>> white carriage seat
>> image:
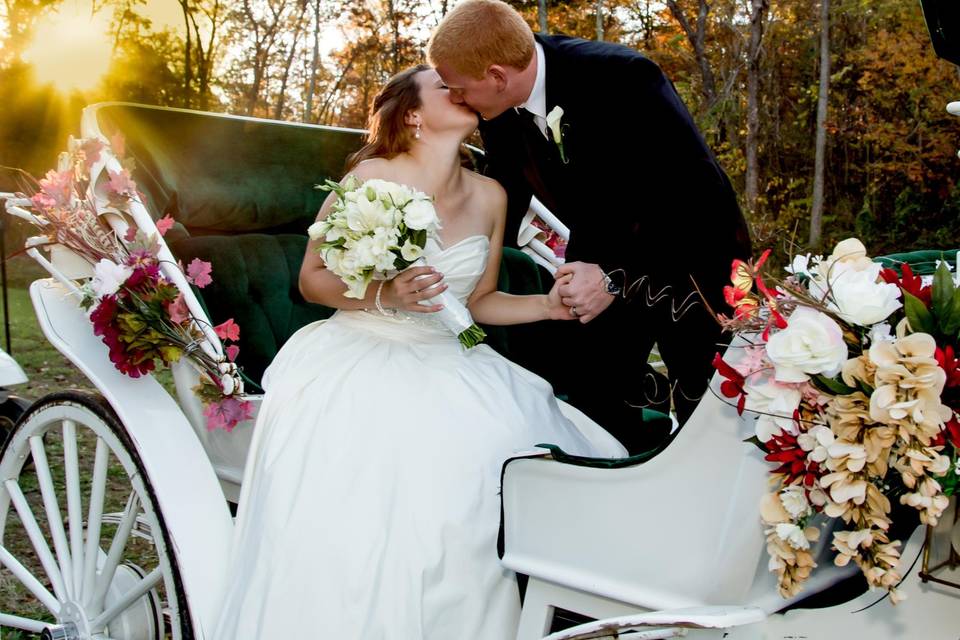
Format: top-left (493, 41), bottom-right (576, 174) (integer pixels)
top-left (500, 336), bottom-right (859, 616)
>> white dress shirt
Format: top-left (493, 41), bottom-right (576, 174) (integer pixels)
top-left (517, 41), bottom-right (548, 138)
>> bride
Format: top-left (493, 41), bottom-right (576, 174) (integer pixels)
top-left (212, 64), bottom-right (625, 639)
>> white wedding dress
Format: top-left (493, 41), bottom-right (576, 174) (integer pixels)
top-left (212, 233), bottom-right (625, 639)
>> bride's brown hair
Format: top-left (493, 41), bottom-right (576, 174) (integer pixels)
top-left (345, 64), bottom-right (432, 171)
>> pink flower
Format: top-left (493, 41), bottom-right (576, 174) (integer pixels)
top-left (123, 226), bottom-right (138, 242)
top-left (166, 293), bottom-right (190, 324)
top-left (203, 397), bottom-right (254, 432)
top-left (187, 258), bottom-right (213, 288)
top-left (226, 345), bottom-right (240, 361)
top-left (80, 139), bottom-right (103, 170)
top-left (155, 215), bottom-right (175, 236)
top-left (33, 169), bottom-right (73, 210)
top-left (214, 318), bottom-right (240, 342)
top-left (107, 169), bottom-right (138, 199)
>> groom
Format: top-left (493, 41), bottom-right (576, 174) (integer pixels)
top-left (429, 0), bottom-right (751, 453)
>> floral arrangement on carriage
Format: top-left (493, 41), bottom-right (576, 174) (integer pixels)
top-left (2, 135), bottom-right (253, 431)
top-left (713, 238), bottom-right (960, 604)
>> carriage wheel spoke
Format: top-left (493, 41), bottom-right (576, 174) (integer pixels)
top-left (91, 492), bottom-right (140, 611)
top-left (0, 543), bottom-right (61, 614)
top-left (63, 419), bottom-right (85, 598)
top-left (0, 611), bottom-right (50, 632)
top-left (5, 479), bottom-right (68, 601)
top-left (90, 565), bottom-right (162, 631)
top-left (29, 434), bottom-right (75, 599)
top-left (82, 436), bottom-right (109, 604)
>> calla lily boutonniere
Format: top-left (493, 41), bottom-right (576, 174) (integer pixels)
top-left (546, 105), bottom-right (569, 164)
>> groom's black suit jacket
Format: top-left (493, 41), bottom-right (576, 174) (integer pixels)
top-left (479, 34), bottom-right (752, 298)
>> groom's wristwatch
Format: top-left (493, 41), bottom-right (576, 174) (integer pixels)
top-left (601, 269), bottom-right (623, 297)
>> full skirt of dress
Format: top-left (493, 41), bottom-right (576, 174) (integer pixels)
top-left (212, 306), bottom-right (624, 640)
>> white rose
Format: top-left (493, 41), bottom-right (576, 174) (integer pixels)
top-left (766, 307), bottom-right (848, 382)
top-left (91, 259), bottom-right (133, 298)
top-left (827, 262), bottom-right (902, 326)
top-left (744, 381), bottom-right (802, 441)
top-left (400, 239), bottom-right (424, 262)
top-left (779, 486), bottom-right (812, 520)
top-left (402, 198), bottom-right (439, 231)
top-left (775, 523), bottom-right (811, 550)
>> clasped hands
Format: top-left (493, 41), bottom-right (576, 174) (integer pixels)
top-left (549, 261), bottom-right (615, 324)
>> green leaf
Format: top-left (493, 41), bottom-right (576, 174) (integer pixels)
top-left (944, 288), bottom-right (960, 338)
top-left (811, 373), bottom-right (857, 396)
top-left (902, 290), bottom-right (936, 335)
top-left (933, 261), bottom-right (956, 333)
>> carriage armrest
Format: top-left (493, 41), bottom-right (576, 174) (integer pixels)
top-left (542, 605), bottom-right (766, 640)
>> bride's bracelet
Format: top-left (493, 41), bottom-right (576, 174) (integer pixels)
top-left (375, 280), bottom-right (398, 317)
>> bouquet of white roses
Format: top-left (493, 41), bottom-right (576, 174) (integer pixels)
top-left (309, 176), bottom-right (486, 349)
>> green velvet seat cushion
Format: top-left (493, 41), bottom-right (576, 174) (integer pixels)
top-left (95, 104), bottom-right (364, 234)
top-left (875, 248), bottom-right (958, 275)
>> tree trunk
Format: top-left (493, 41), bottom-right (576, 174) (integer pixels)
top-left (810, 0), bottom-right (831, 249)
top-left (595, 0), bottom-right (603, 41)
top-left (745, 0), bottom-right (768, 218)
top-left (538, 0), bottom-right (548, 34)
top-left (305, 0), bottom-right (321, 121)
top-left (664, 0), bottom-right (717, 108)
top-left (179, 0), bottom-right (193, 107)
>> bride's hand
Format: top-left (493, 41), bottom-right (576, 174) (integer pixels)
top-left (547, 274), bottom-right (576, 321)
top-left (383, 266), bottom-right (447, 313)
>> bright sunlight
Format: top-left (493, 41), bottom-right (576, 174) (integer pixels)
top-left (22, 2), bottom-right (113, 93)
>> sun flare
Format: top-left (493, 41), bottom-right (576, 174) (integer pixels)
top-left (23, 4), bottom-right (113, 93)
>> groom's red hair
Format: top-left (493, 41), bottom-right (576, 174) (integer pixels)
top-left (428, 0), bottom-right (535, 79)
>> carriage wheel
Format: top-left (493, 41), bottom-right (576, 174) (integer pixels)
top-left (0, 391), bottom-right (190, 639)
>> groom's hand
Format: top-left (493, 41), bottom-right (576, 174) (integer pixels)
top-left (554, 262), bottom-right (615, 324)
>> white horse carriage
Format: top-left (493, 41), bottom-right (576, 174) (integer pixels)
top-left (1, 6), bottom-right (960, 637)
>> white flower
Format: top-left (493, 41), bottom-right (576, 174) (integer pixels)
top-left (400, 239), bottom-right (424, 262)
top-left (744, 381), bottom-right (803, 441)
top-left (775, 523), bottom-right (811, 550)
top-left (826, 262), bottom-right (902, 326)
top-left (365, 179), bottom-right (414, 208)
top-left (546, 105), bottom-right (564, 144)
top-left (321, 247), bottom-right (343, 271)
top-left (766, 307), bottom-right (848, 383)
top-left (347, 195), bottom-right (393, 233)
top-left (91, 259), bottom-right (133, 298)
top-left (402, 198), bottom-right (439, 231)
top-left (785, 253), bottom-right (814, 278)
top-left (780, 486), bottom-right (812, 519)
top-left (351, 235), bottom-right (380, 268)
top-left (798, 425), bottom-right (834, 463)
top-left (868, 322), bottom-right (894, 345)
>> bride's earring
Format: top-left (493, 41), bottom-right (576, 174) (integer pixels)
top-left (415, 121), bottom-right (422, 139)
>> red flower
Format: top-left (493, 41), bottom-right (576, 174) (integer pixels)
top-left (935, 346), bottom-right (960, 388)
top-left (880, 264), bottom-right (931, 306)
top-left (713, 352), bottom-right (747, 414)
top-left (214, 318), bottom-right (240, 342)
top-left (765, 430), bottom-right (821, 487)
top-left (933, 416), bottom-right (960, 449)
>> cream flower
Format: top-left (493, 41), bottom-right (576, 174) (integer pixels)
top-left (765, 307), bottom-right (848, 382)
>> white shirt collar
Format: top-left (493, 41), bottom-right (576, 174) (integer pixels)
top-left (518, 41), bottom-right (547, 122)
